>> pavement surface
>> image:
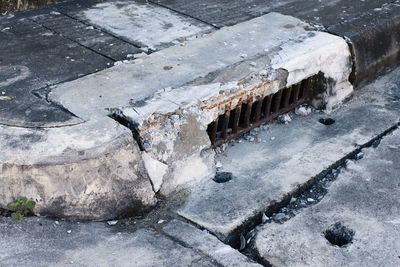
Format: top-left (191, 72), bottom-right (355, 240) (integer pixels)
top-left (1, 1), bottom-right (400, 266)
top-left (254, 124), bottom-right (400, 267)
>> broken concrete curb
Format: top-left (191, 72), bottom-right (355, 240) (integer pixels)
top-left (1, 11), bottom-right (356, 219)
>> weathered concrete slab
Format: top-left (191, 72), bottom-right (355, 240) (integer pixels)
top-left (0, 119), bottom-right (156, 220)
top-left (177, 67), bottom-right (400, 242)
top-left (153, 0), bottom-right (391, 28)
top-left (0, 217), bottom-right (217, 266)
top-left (162, 220), bottom-right (261, 267)
top-left (154, 0), bottom-right (400, 87)
top-left (49, 12), bottom-right (351, 196)
top-left (327, 1), bottom-right (400, 86)
top-left (30, 11), bottom-right (143, 61)
top-left (254, 126), bottom-right (400, 267)
top-left (0, 15), bottom-right (110, 127)
top-left (66, 0), bottom-right (214, 51)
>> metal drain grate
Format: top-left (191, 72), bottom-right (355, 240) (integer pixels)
top-left (207, 74), bottom-right (322, 146)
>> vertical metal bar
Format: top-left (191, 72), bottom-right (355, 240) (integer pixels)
top-left (232, 108), bottom-right (241, 134)
top-left (243, 102), bottom-right (252, 128)
top-left (272, 90), bottom-right (283, 113)
top-left (264, 95), bottom-right (272, 120)
top-left (283, 87), bottom-right (292, 108)
top-left (207, 120), bottom-right (218, 145)
top-left (292, 84), bottom-right (300, 103)
top-left (221, 113), bottom-right (229, 139)
top-left (253, 100), bottom-right (262, 123)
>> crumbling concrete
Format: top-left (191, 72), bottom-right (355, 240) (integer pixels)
top-left (253, 126), bottom-right (400, 267)
top-left (176, 66), bottom-right (400, 242)
top-left (1, 12), bottom-right (353, 218)
top-left (0, 120), bottom-right (156, 220)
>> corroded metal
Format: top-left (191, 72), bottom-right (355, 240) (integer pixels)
top-left (208, 75), bottom-right (321, 146)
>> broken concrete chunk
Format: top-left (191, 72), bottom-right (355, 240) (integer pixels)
top-left (141, 152), bottom-right (168, 193)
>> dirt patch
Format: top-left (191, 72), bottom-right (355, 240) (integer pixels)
top-left (0, 0), bottom-right (65, 14)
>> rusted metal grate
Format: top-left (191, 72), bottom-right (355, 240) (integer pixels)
top-left (207, 75), bottom-right (322, 146)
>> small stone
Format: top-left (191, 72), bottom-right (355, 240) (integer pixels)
top-left (278, 114), bottom-right (292, 124)
top-left (215, 161), bottom-right (223, 169)
top-left (249, 62), bottom-right (257, 67)
top-left (107, 220), bottom-right (118, 226)
top-left (307, 198), bottom-right (315, 202)
top-left (55, 221), bottom-right (59, 225)
top-left (270, 137), bottom-right (276, 141)
top-left (163, 65), bottom-right (173, 70)
top-left (262, 213), bottom-right (269, 224)
top-left (158, 220), bottom-right (166, 224)
top-left (295, 105), bottom-right (312, 116)
top-left (272, 213), bottom-right (287, 223)
top-left (67, 230), bottom-right (72, 234)
top-left (355, 152), bottom-right (364, 160)
top-left (259, 69), bottom-right (268, 76)
top-left (244, 134), bottom-right (255, 142)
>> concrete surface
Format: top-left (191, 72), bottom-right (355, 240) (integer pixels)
top-left (1, 0), bottom-right (400, 220)
top-left (253, 125), bottom-right (400, 267)
top-left (155, 0), bottom-right (400, 86)
top-left (1, 10), bottom-right (353, 218)
top-left (0, 217), bottom-right (220, 266)
top-left (162, 220), bottom-right (261, 267)
top-left (177, 66), bottom-right (400, 242)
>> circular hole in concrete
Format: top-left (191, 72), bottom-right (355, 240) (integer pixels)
top-left (213, 172), bottom-right (233, 183)
top-left (324, 222), bottom-right (354, 247)
top-left (319, 118), bottom-right (336, 126)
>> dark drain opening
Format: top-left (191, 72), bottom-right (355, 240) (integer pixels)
top-left (207, 74), bottom-right (324, 146)
top-left (324, 222), bottom-right (354, 247)
top-left (319, 118), bottom-right (336, 126)
top-left (213, 172), bottom-right (233, 183)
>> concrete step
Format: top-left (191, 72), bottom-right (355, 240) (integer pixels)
top-left (253, 114), bottom-right (400, 267)
top-left (176, 67), bottom-right (400, 245)
top-left (1, 0), bottom-right (400, 221)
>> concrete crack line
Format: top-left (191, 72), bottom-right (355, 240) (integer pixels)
top-left (27, 16), bottom-right (117, 62)
top-left (237, 122), bottom-right (400, 262)
top-left (55, 10), bottom-right (145, 52)
top-left (148, 0), bottom-right (219, 30)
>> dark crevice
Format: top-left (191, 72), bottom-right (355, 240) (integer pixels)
top-left (55, 10), bottom-right (146, 52)
top-left (28, 16), bottom-right (117, 62)
top-left (215, 122), bottom-right (400, 264)
top-left (148, 0), bottom-right (220, 30)
top-left (107, 110), bottom-right (145, 151)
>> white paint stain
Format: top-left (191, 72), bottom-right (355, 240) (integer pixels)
top-left (83, 1), bottom-right (211, 50)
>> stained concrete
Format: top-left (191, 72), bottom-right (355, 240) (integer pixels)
top-left (254, 124), bottom-right (400, 267)
top-left (177, 67), bottom-right (400, 242)
top-left (0, 217), bottom-right (218, 266)
top-left (154, 0), bottom-right (400, 87)
top-left (162, 220), bottom-right (261, 267)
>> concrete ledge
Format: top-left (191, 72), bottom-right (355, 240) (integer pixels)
top-left (1, 12), bottom-right (353, 219)
top-left (328, 1), bottom-right (400, 87)
top-left (0, 119), bottom-right (156, 220)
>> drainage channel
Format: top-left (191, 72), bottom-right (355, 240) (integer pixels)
top-left (219, 123), bottom-right (400, 266)
top-left (207, 73), bottom-right (324, 146)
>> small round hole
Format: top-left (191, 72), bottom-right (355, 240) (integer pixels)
top-left (324, 222), bottom-right (354, 247)
top-left (319, 118), bottom-right (336, 125)
top-left (213, 172), bottom-right (233, 183)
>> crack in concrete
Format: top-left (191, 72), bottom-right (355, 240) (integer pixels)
top-left (234, 122), bottom-right (400, 266)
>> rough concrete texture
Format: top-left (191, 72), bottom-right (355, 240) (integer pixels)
top-left (0, 217), bottom-right (218, 266)
top-left (254, 127), bottom-right (400, 267)
top-left (79, 0), bottom-right (213, 51)
top-left (154, 0), bottom-right (400, 88)
top-left (0, 120), bottom-right (156, 220)
top-left (177, 67), bottom-right (400, 242)
top-left (48, 12), bottom-right (351, 197)
top-left (162, 220), bottom-right (261, 267)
